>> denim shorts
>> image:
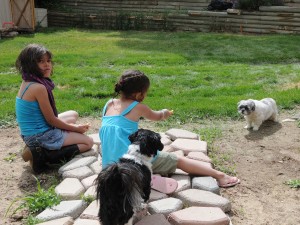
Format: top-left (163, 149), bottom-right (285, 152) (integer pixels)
top-left (22, 128), bottom-right (67, 150)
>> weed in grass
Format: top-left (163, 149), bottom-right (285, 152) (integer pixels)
top-left (197, 126), bottom-right (237, 176)
top-left (5, 176), bottom-right (61, 217)
top-left (214, 163), bottom-right (237, 176)
top-left (284, 179), bottom-right (300, 188)
top-left (81, 194), bottom-right (95, 204)
top-left (0, 116), bottom-right (17, 129)
top-left (197, 126), bottom-right (222, 146)
top-left (23, 214), bottom-right (44, 225)
top-left (3, 153), bottom-right (17, 163)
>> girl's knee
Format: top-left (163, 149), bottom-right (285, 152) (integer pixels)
top-left (67, 110), bottom-right (79, 121)
top-left (70, 110), bottom-right (79, 118)
top-left (58, 110), bottom-right (79, 124)
top-left (87, 136), bottom-right (94, 148)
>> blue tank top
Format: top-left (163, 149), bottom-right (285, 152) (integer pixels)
top-left (99, 100), bottom-right (139, 167)
top-left (16, 82), bottom-right (51, 136)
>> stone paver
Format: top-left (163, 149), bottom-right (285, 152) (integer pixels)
top-left (172, 150), bottom-right (184, 158)
top-left (148, 197), bottom-right (183, 217)
top-left (55, 178), bottom-right (85, 200)
top-left (36, 216), bottom-right (74, 225)
top-left (84, 185), bottom-right (97, 198)
top-left (59, 156), bottom-right (97, 175)
top-left (170, 139), bottom-right (207, 155)
top-left (175, 189), bottom-right (231, 212)
top-left (36, 200), bottom-right (87, 222)
top-left (173, 168), bottom-right (188, 175)
top-left (149, 189), bottom-right (168, 202)
top-left (170, 174), bottom-right (191, 193)
top-left (166, 128), bottom-right (199, 140)
top-left (168, 207), bottom-right (230, 225)
top-left (136, 214), bottom-right (171, 225)
top-left (80, 200), bottom-right (99, 220)
top-left (160, 132), bottom-right (171, 139)
top-left (62, 166), bottom-right (94, 180)
top-left (81, 174), bottom-right (98, 189)
top-left (89, 161), bottom-right (102, 174)
top-left (161, 136), bottom-right (172, 145)
top-left (162, 145), bottom-right (175, 152)
top-left (74, 219), bottom-right (101, 225)
top-left (192, 176), bottom-right (220, 194)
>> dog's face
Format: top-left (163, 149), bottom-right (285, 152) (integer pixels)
top-left (128, 129), bottom-right (163, 157)
top-left (237, 100), bottom-right (256, 115)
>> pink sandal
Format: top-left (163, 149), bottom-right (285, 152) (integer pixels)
top-left (218, 177), bottom-right (240, 188)
top-left (151, 175), bottom-right (178, 194)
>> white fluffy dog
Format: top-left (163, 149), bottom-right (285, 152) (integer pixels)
top-left (237, 98), bottom-right (279, 131)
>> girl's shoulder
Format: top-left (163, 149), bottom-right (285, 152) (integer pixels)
top-left (134, 102), bottom-right (151, 111)
top-left (24, 82), bottom-right (47, 96)
top-left (29, 82), bottom-right (46, 90)
top-left (19, 82), bottom-right (45, 94)
top-left (18, 82), bottom-right (47, 101)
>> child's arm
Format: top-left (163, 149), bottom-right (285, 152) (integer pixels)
top-left (137, 104), bottom-right (173, 121)
top-left (35, 85), bottom-right (89, 133)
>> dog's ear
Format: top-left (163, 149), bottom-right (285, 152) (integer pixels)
top-left (128, 129), bottom-right (141, 143)
top-left (146, 133), bottom-right (163, 155)
top-left (153, 133), bottom-right (164, 151)
top-left (138, 131), bottom-right (163, 156)
top-left (250, 101), bottom-right (256, 111)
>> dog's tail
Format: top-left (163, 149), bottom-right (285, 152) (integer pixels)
top-left (96, 162), bottom-right (144, 225)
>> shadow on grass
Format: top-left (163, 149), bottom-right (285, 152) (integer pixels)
top-left (34, 27), bottom-right (300, 65)
top-left (115, 31), bottom-right (300, 65)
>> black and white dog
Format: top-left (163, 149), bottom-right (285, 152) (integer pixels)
top-left (96, 129), bottom-right (164, 225)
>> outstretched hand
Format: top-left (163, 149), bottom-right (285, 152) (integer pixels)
top-left (161, 109), bottom-right (174, 120)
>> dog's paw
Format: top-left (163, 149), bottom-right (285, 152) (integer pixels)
top-left (252, 126), bottom-right (259, 131)
top-left (244, 125), bottom-right (251, 129)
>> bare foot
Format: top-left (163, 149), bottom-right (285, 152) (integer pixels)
top-left (217, 175), bottom-right (240, 188)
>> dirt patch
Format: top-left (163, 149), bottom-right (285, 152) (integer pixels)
top-left (216, 112), bottom-right (300, 225)
top-left (0, 113), bottom-right (299, 225)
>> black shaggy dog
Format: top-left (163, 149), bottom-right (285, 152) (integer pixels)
top-left (96, 129), bottom-right (164, 225)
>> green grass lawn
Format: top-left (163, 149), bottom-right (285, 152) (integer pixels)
top-left (1, 28), bottom-right (300, 127)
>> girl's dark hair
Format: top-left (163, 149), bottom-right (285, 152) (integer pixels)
top-left (115, 70), bottom-right (150, 97)
top-left (16, 44), bottom-right (53, 78)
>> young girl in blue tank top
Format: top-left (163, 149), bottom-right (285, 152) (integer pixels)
top-left (100, 70), bottom-right (240, 188)
top-left (16, 44), bottom-right (93, 173)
